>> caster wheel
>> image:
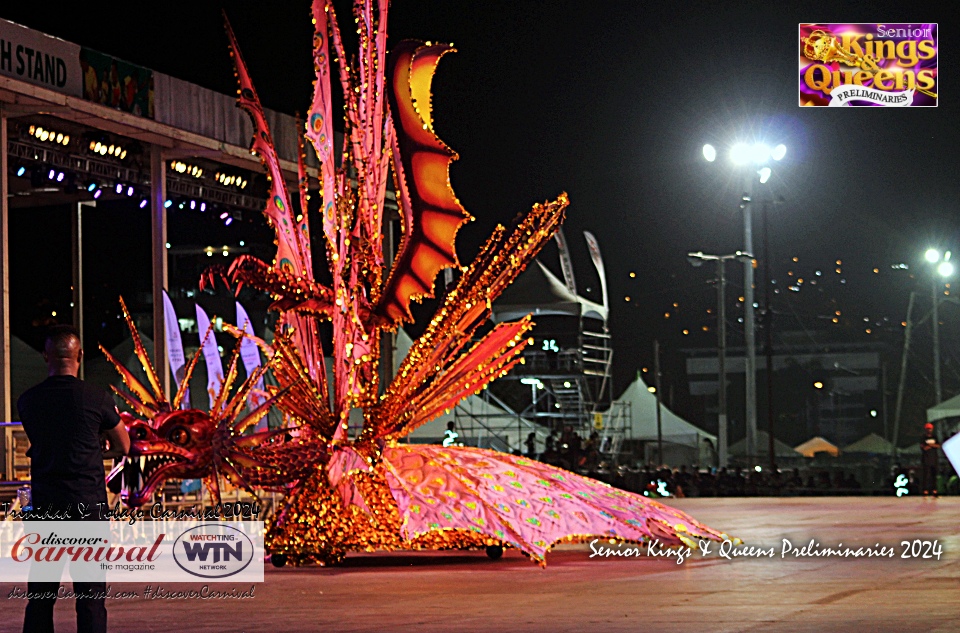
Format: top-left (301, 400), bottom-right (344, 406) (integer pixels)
top-left (485, 545), bottom-right (504, 560)
top-left (270, 554), bottom-right (288, 568)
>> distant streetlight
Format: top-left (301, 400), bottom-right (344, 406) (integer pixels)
top-left (701, 139), bottom-right (786, 465)
top-left (687, 250), bottom-right (753, 468)
top-left (813, 381), bottom-right (824, 390)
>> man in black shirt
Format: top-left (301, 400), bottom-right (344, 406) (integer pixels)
top-left (921, 422), bottom-right (940, 497)
top-left (17, 325), bottom-right (130, 633)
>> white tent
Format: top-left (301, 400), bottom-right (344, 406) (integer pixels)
top-left (927, 393), bottom-right (960, 423)
top-left (730, 430), bottom-right (797, 458)
top-left (843, 433), bottom-right (894, 454)
top-left (614, 376), bottom-right (715, 446)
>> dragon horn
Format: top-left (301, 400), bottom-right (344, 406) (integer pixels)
top-left (100, 343), bottom-right (161, 417)
top-left (208, 325), bottom-right (242, 418)
top-left (118, 297), bottom-right (167, 407)
top-left (231, 378), bottom-right (299, 435)
top-left (171, 329), bottom-right (207, 411)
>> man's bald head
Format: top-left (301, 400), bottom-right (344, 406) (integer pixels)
top-left (43, 325), bottom-right (83, 376)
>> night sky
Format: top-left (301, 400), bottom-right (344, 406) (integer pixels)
top-left (3, 2), bottom-right (958, 429)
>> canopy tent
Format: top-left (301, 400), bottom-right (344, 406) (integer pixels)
top-left (729, 430), bottom-right (797, 458)
top-left (614, 376), bottom-right (715, 446)
top-left (493, 260), bottom-right (607, 323)
top-left (794, 436), bottom-right (840, 458)
top-left (843, 433), bottom-right (894, 454)
top-left (927, 393), bottom-right (960, 423)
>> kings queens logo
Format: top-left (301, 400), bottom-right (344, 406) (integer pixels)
top-left (799, 24), bottom-right (937, 106)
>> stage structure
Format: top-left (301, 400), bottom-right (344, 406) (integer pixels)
top-left (469, 231), bottom-right (621, 450)
top-left (104, 0), bottom-right (730, 567)
top-left (0, 15), bottom-right (333, 420)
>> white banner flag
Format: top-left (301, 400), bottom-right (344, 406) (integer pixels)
top-left (236, 302), bottom-right (266, 425)
top-left (583, 231), bottom-right (608, 313)
top-left (195, 305), bottom-right (224, 403)
top-left (162, 290), bottom-right (189, 408)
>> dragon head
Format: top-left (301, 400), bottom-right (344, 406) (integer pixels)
top-left (120, 409), bottom-right (219, 506)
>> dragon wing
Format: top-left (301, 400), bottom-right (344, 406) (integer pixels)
top-left (376, 41), bottom-right (473, 326)
top-left (224, 15), bottom-right (313, 279)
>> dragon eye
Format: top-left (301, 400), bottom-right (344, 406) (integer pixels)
top-left (170, 427), bottom-right (190, 446)
top-left (132, 427), bottom-right (148, 440)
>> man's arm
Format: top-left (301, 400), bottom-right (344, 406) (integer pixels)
top-left (103, 419), bottom-right (131, 457)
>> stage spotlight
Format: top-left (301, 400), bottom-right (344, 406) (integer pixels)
top-left (219, 212), bottom-right (229, 220)
top-left (139, 198), bottom-right (149, 209)
top-left (56, 172), bottom-right (65, 182)
top-left (200, 202), bottom-right (207, 212)
top-left (126, 186), bottom-right (135, 197)
top-left (47, 168), bottom-right (56, 180)
top-left (164, 199), bottom-right (173, 208)
top-left (16, 166), bottom-right (26, 177)
top-left (93, 189), bottom-right (102, 199)
top-left (224, 217), bottom-right (234, 226)
top-left (189, 200), bottom-right (196, 210)
top-left (85, 180), bottom-right (98, 192)
top-left (115, 183), bottom-right (123, 194)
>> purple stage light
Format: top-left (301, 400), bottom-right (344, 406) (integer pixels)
top-left (190, 200), bottom-right (196, 210)
top-left (47, 169), bottom-right (55, 180)
top-left (139, 199), bottom-right (149, 209)
top-left (115, 183), bottom-right (123, 194)
top-left (93, 189), bottom-right (102, 199)
top-left (56, 172), bottom-right (64, 182)
top-left (225, 217), bottom-right (233, 226)
top-left (200, 202), bottom-right (206, 212)
top-left (126, 186), bottom-right (134, 197)
top-left (219, 212), bottom-right (229, 220)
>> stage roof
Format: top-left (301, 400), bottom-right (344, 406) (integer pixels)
top-left (493, 260), bottom-right (607, 323)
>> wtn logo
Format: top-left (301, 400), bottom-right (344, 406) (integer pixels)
top-left (173, 524), bottom-right (257, 579)
top-left (181, 541), bottom-right (243, 563)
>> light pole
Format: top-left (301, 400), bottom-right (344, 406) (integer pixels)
top-left (924, 248), bottom-right (953, 409)
top-left (688, 250), bottom-right (753, 468)
top-left (703, 141), bottom-right (786, 465)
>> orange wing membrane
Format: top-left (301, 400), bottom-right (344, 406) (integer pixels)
top-left (378, 41), bottom-right (473, 326)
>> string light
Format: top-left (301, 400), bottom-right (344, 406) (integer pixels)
top-left (28, 125), bottom-right (70, 146)
top-left (170, 160), bottom-right (203, 177)
top-left (88, 140), bottom-right (127, 159)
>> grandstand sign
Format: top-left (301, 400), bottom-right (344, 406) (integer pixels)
top-left (0, 18), bottom-right (82, 96)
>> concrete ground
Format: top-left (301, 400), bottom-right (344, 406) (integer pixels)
top-left (1, 497), bottom-right (957, 632)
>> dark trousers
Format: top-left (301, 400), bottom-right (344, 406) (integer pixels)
top-left (23, 581), bottom-right (107, 633)
top-left (23, 500), bottom-right (107, 633)
top-left (922, 465), bottom-right (938, 494)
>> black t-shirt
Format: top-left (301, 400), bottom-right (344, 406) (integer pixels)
top-left (17, 375), bottom-right (121, 507)
top-left (921, 434), bottom-right (939, 467)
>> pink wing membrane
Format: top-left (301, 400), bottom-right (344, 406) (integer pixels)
top-left (382, 444), bottom-right (727, 564)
